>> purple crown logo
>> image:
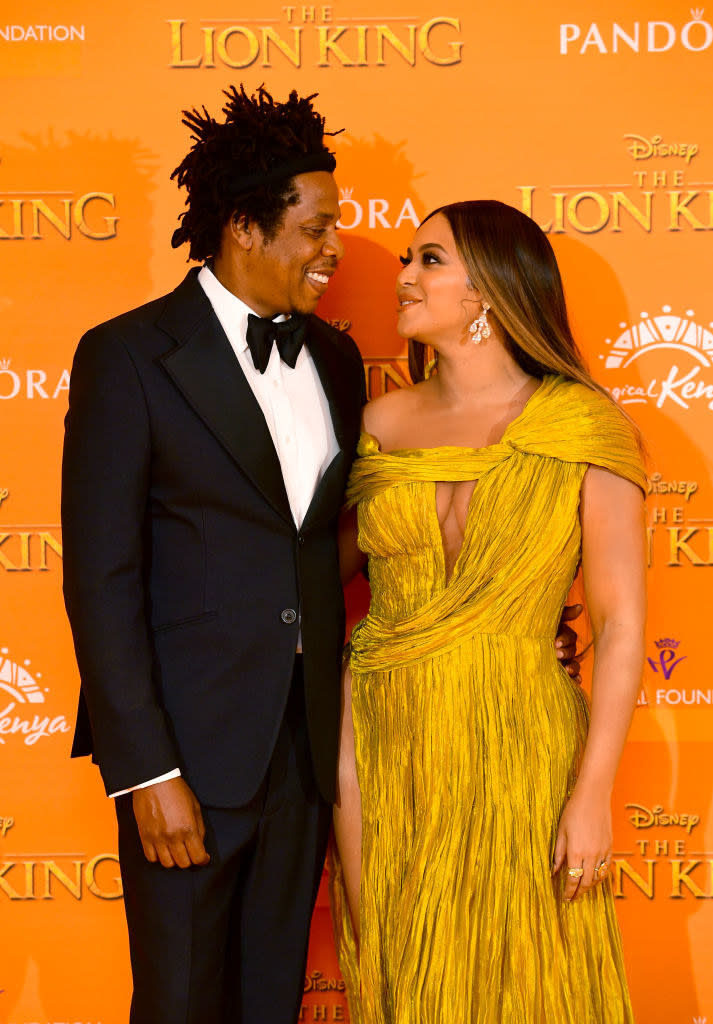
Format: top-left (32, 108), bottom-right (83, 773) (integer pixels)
top-left (648, 637), bottom-right (686, 681)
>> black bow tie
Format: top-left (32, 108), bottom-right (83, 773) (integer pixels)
top-left (245, 313), bottom-right (307, 374)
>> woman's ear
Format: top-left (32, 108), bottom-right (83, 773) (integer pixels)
top-left (465, 276), bottom-right (483, 301)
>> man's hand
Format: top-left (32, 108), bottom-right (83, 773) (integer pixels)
top-left (132, 777), bottom-right (210, 869)
top-left (556, 603), bottom-right (582, 683)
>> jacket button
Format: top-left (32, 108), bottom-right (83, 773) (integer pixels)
top-left (298, 534), bottom-right (305, 545)
top-left (281, 608), bottom-right (297, 624)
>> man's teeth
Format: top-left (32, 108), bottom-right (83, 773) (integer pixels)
top-left (307, 272), bottom-right (329, 284)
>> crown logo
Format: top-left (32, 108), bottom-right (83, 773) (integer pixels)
top-left (602, 305), bottom-right (713, 371)
top-left (340, 187), bottom-right (355, 200)
top-left (0, 358), bottom-right (11, 371)
top-left (655, 638), bottom-right (680, 649)
top-left (691, 8), bottom-right (705, 20)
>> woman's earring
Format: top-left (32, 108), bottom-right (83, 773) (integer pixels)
top-left (469, 302), bottom-right (491, 344)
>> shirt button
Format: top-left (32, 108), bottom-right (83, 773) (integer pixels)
top-left (281, 608), bottom-right (297, 624)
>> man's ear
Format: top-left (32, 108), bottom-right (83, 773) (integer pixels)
top-left (229, 212), bottom-right (255, 253)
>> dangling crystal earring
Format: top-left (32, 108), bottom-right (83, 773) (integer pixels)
top-left (469, 302), bottom-right (491, 344)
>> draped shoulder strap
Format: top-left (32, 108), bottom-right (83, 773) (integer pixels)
top-left (508, 375), bottom-right (647, 493)
top-left (345, 433), bottom-right (390, 508)
top-left (345, 432), bottom-right (509, 507)
top-left (346, 375), bottom-right (647, 508)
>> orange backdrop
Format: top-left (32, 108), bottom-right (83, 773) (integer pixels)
top-left (2, 1), bottom-right (712, 1021)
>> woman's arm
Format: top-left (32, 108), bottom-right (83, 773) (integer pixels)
top-left (553, 464), bottom-right (646, 900)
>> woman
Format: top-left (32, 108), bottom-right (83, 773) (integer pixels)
top-left (331, 200), bottom-right (645, 1023)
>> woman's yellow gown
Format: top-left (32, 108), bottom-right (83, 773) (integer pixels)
top-left (331, 375), bottom-right (646, 1024)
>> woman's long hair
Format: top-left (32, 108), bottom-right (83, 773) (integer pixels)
top-left (408, 200), bottom-right (607, 403)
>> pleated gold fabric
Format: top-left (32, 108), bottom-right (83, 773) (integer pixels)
top-left (331, 375), bottom-right (646, 1024)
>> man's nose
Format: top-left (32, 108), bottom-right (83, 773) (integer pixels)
top-left (323, 228), bottom-right (345, 261)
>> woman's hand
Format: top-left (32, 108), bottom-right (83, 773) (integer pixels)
top-left (552, 786), bottom-right (612, 901)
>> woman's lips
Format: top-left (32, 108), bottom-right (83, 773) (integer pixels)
top-left (397, 296), bottom-right (421, 312)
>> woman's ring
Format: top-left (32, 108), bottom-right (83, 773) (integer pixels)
top-left (567, 867), bottom-right (584, 878)
top-left (596, 862), bottom-right (609, 877)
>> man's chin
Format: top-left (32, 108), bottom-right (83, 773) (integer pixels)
top-left (293, 295), bottom-right (321, 316)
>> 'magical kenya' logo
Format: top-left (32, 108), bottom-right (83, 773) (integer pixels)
top-left (0, 646), bottom-right (70, 745)
top-left (599, 306), bottom-right (713, 412)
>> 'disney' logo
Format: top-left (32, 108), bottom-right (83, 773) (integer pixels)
top-left (625, 802), bottom-right (700, 833)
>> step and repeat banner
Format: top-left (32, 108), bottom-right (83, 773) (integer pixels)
top-left (2, 1), bottom-right (712, 1021)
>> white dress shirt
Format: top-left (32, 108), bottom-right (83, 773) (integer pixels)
top-left (110, 264), bottom-right (339, 797)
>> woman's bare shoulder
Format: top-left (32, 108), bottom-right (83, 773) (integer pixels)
top-left (361, 382), bottom-right (428, 448)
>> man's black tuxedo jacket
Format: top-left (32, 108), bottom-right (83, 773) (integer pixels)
top-left (62, 268), bottom-right (365, 807)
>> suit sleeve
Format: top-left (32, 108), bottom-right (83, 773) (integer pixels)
top-left (62, 325), bottom-right (181, 795)
top-left (343, 330), bottom-right (367, 408)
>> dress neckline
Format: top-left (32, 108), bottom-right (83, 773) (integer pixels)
top-left (361, 374), bottom-right (559, 457)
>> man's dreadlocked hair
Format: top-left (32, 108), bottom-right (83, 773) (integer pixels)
top-left (171, 84), bottom-right (339, 262)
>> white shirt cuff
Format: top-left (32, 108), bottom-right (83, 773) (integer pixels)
top-left (109, 768), bottom-right (182, 798)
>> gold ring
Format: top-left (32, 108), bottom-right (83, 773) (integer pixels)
top-left (596, 862), bottom-right (609, 877)
top-left (567, 867), bottom-right (584, 878)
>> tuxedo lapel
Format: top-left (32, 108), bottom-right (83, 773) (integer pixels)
top-left (156, 271), bottom-right (292, 524)
top-left (304, 316), bottom-right (352, 451)
top-left (300, 318), bottom-right (352, 529)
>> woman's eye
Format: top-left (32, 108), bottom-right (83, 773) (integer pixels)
top-left (423, 252), bottom-right (440, 265)
top-left (399, 254), bottom-right (410, 266)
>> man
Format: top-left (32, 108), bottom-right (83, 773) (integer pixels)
top-left (63, 84), bottom-right (580, 1024)
top-left (62, 85), bottom-right (365, 1023)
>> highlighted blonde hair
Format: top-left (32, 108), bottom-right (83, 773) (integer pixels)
top-left (410, 200), bottom-right (613, 403)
